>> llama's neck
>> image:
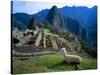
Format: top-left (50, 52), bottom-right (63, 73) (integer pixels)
top-left (61, 48), bottom-right (67, 55)
top-left (63, 49), bottom-right (67, 55)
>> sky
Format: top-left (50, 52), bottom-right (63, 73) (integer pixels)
top-left (12, 1), bottom-right (95, 14)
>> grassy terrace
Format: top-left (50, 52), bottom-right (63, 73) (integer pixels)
top-left (43, 28), bottom-right (59, 37)
top-left (12, 54), bottom-right (97, 74)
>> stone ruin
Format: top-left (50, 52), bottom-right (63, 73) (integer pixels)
top-left (12, 27), bottom-right (81, 56)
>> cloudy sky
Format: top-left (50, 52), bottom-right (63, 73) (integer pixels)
top-left (12, 1), bottom-right (94, 14)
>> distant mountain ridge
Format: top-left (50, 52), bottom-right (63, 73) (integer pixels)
top-left (12, 5), bottom-right (97, 48)
top-left (32, 6), bottom-right (97, 28)
top-left (12, 6), bottom-right (97, 29)
top-left (11, 13), bottom-right (31, 30)
top-left (59, 6), bottom-right (97, 28)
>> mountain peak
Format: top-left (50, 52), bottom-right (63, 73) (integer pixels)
top-left (52, 5), bottom-right (58, 9)
top-left (46, 5), bottom-right (63, 27)
top-left (50, 5), bottom-right (58, 12)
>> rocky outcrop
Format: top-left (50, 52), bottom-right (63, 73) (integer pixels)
top-left (46, 6), bottom-right (65, 28)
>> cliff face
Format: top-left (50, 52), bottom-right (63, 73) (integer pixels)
top-left (46, 6), bottom-right (64, 27)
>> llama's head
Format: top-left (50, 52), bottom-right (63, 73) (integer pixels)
top-left (61, 48), bottom-right (67, 54)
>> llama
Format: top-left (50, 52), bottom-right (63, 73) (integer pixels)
top-left (60, 48), bottom-right (83, 64)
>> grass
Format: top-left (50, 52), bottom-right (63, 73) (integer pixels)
top-left (42, 28), bottom-right (58, 37)
top-left (12, 54), bottom-right (97, 74)
top-left (79, 58), bottom-right (97, 69)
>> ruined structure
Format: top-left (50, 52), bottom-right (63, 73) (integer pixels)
top-left (12, 25), bottom-right (81, 56)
